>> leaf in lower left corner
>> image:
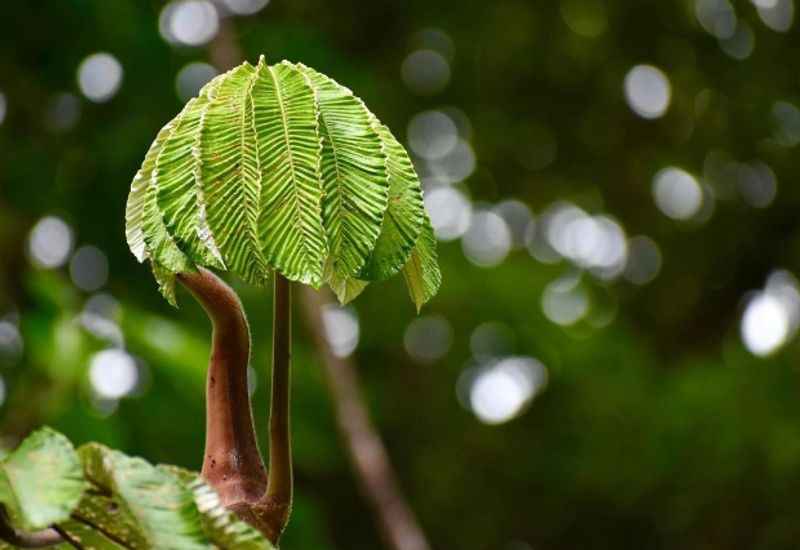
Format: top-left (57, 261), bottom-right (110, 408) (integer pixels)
top-left (0, 427), bottom-right (86, 530)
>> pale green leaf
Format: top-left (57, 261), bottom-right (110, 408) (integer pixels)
top-left (200, 62), bottom-right (272, 285)
top-left (78, 443), bottom-right (210, 549)
top-left (0, 427), bottom-right (86, 530)
top-left (159, 466), bottom-right (275, 550)
top-left (152, 261), bottom-right (179, 307)
top-left (125, 121), bottom-right (175, 263)
top-left (253, 58), bottom-right (327, 287)
top-left (141, 107), bottom-right (194, 274)
top-left (156, 78), bottom-right (226, 271)
top-left (358, 121), bottom-right (425, 281)
top-left (325, 260), bottom-right (369, 305)
top-left (298, 63), bottom-right (389, 280)
top-left (57, 517), bottom-right (131, 549)
top-left (127, 57), bottom-right (441, 304)
top-left (402, 217), bottom-right (441, 312)
top-left (69, 491), bottom-right (149, 548)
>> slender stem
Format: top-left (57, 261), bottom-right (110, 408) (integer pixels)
top-left (259, 272), bottom-right (293, 541)
top-left (177, 268), bottom-right (267, 506)
top-left (0, 509), bottom-right (64, 548)
top-left (300, 287), bottom-right (432, 550)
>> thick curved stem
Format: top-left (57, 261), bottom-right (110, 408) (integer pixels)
top-left (177, 268), bottom-right (267, 508)
top-left (258, 273), bottom-right (293, 542)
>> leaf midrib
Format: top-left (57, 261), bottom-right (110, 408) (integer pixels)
top-left (239, 68), bottom-right (267, 279)
top-left (317, 96), bottom-right (350, 255)
top-left (266, 63), bottom-right (315, 265)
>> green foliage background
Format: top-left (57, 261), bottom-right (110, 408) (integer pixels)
top-left (2, 1), bottom-right (800, 549)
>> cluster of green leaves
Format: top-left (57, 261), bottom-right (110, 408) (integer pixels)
top-left (125, 55), bottom-right (440, 310)
top-left (0, 428), bottom-right (274, 549)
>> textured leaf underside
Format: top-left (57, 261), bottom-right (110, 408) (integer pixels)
top-left (125, 55), bottom-right (440, 309)
top-left (359, 120), bottom-right (425, 281)
top-left (402, 218), bottom-right (442, 312)
top-left (200, 62), bottom-right (270, 285)
top-left (0, 427), bottom-right (85, 531)
top-left (254, 59), bottom-right (328, 286)
top-left (299, 63), bottom-right (389, 281)
top-left (157, 77), bottom-right (226, 271)
top-left (0, 428), bottom-right (275, 549)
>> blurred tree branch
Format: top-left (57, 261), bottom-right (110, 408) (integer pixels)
top-left (300, 287), bottom-right (431, 550)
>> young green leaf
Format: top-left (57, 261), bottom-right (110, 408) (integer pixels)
top-left (254, 58), bottom-right (328, 287)
top-left (199, 62), bottom-right (273, 286)
top-left (298, 63), bottom-right (389, 281)
top-left (152, 261), bottom-right (180, 307)
top-left (125, 121), bottom-right (176, 263)
top-left (57, 517), bottom-right (132, 549)
top-left (402, 217), bottom-right (441, 312)
top-left (358, 120), bottom-right (425, 281)
top-left (78, 443), bottom-right (210, 549)
top-left (141, 111), bottom-right (194, 275)
top-left (157, 78), bottom-right (227, 271)
top-left (0, 427), bottom-right (85, 531)
top-left (126, 56), bottom-right (440, 309)
top-left (160, 466), bottom-right (275, 550)
top-left (325, 260), bottom-right (369, 305)
top-left (69, 491), bottom-right (150, 548)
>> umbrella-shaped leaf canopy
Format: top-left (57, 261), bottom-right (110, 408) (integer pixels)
top-left (126, 55), bottom-right (440, 310)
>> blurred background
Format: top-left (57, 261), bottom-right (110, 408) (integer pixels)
top-left (2, 0), bottom-right (800, 548)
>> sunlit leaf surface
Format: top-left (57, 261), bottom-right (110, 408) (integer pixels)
top-left (125, 55), bottom-right (439, 309)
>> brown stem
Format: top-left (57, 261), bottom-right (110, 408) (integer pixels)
top-left (0, 509), bottom-right (64, 548)
top-left (300, 287), bottom-right (432, 550)
top-left (177, 268), bottom-right (267, 509)
top-left (208, 16), bottom-right (244, 71)
top-left (257, 273), bottom-right (293, 542)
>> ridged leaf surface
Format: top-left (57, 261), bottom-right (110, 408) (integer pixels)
top-left (299, 63), bottom-right (389, 280)
top-left (125, 122), bottom-right (174, 263)
top-left (125, 56), bottom-right (440, 309)
top-left (0, 427), bottom-right (85, 531)
top-left (156, 77), bottom-right (225, 270)
top-left (78, 443), bottom-right (210, 549)
top-left (0, 430), bottom-right (275, 549)
top-left (359, 120), bottom-right (425, 281)
top-left (402, 217), bottom-right (442, 312)
top-left (200, 62), bottom-right (271, 285)
top-left (254, 59), bottom-right (327, 286)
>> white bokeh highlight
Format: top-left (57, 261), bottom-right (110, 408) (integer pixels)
top-left (160, 0), bottom-right (220, 46)
top-left (542, 275), bottom-right (589, 326)
top-left (401, 49), bottom-right (450, 96)
top-left (176, 62), bottom-right (218, 102)
top-left (89, 349), bottom-right (139, 399)
top-left (425, 187), bottom-right (472, 241)
top-left (70, 245), bottom-right (109, 292)
top-left (741, 270), bottom-right (800, 356)
top-left (461, 357), bottom-right (548, 425)
top-left (404, 316), bottom-right (453, 363)
top-left (695, 0), bottom-right (738, 39)
top-left (220, 0), bottom-right (270, 15)
top-left (408, 110), bottom-right (458, 160)
top-left (322, 305), bottom-right (360, 358)
top-left (624, 65), bottom-right (671, 119)
top-left (754, 0), bottom-right (794, 32)
top-left (78, 53), bottom-right (123, 103)
top-left (28, 216), bottom-right (74, 269)
top-left (462, 210), bottom-right (512, 268)
top-left (652, 167), bottom-right (703, 220)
